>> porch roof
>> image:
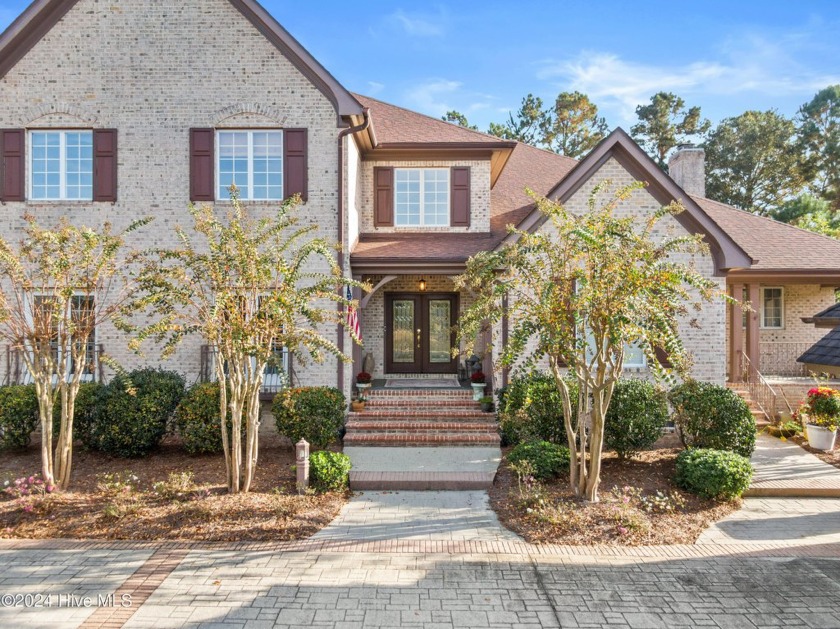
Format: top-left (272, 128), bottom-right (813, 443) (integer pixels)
top-left (798, 327), bottom-right (840, 368)
top-left (803, 303), bottom-right (840, 328)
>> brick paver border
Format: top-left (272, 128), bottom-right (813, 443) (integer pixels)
top-left (78, 547), bottom-right (189, 629)
top-left (3, 537), bottom-right (840, 558)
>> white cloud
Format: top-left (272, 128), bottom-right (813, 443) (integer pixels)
top-left (403, 79), bottom-right (462, 117)
top-left (537, 34), bottom-right (840, 124)
top-left (367, 81), bottom-right (385, 96)
top-left (388, 8), bottom-right (448, 37)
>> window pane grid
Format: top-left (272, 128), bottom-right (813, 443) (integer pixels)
top-left (395, 169), bottom-right (450, 226)
top-left (218, 131), bottom-right (283, 201)
top-left (30, 131), bottom-right (92, 201)
top-left (762, 288), bottom-right (783, 328)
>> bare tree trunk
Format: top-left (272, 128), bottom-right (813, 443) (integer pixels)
top-left (551, 360), bottom-right (580, 495)
top-left (241, 373), bottom-right (262, 494)
top-left (34, 375), bottom-right (55, 487)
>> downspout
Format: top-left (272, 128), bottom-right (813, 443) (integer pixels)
top-left (336, 109), bottom-right (371, 392)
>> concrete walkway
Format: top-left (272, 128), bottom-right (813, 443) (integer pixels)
top-left (746, 434), bottom-right (840, 497)
top-left (311, 490), bottom-right (520, 543)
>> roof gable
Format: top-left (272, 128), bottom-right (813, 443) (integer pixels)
top-left (0, 0), bottom-right (364, 123)
top-left (506, 128), bottom-right (753, 273)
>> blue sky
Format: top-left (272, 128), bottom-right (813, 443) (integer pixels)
top-left (1, 0), bottom-right (839, 131)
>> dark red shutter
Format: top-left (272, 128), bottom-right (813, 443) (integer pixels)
top-left (190, 128), bottom-right (214, 202)
top-left (284, 128), bottom-right (308, 202)
top-left (451, 166), bottom-right (470, 227)
top-left (654, 346), bottom-right (673, 368)
top-left (93, 129), bottom-right (118, 202)
top-left (0, 129), bottom-right (25, 202)
top-left (374, 167), bottom-right (394, 227)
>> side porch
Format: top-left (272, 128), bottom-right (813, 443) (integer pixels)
top-left (726, 274), bottom-right (840, 418)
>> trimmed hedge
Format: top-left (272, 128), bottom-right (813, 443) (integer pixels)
top-left (174, 382), bottom-right (247, 455)
top-left (310, 451), bottom-right (352, 492)
top-left (604, 379), bottom-right (668, 459)
top-left (0, 384), bottom-right (39, 450)
top-left (675, 448), bottom-right (752, 500)
top-left (508, 440), bottom-right (571, 480)
top-left (497, 372), bottom-right (574, 446)
top-left (669, 380), bottom-right (756, 458)
top-left (87, 369), bottom-right (185, 457)
top-left (273, 386), bottom-right (346, 449)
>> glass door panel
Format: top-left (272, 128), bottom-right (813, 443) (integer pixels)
top-left (428, 299), bottom-right (451, 364)
top-left (392, 299), bottom-right (416, 364)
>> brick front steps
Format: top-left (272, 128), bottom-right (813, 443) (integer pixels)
top-left (727, 384), bottom-right (773, 428)
top-left (343, 386), bottom-right (502, 490)
top-left (345, 387), bottom-right (501, 447)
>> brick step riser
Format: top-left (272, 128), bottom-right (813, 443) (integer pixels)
top-left (365, 389), bottom-right (474, 398)
top-left (348, 411), bottom-right (491, 419)
top-left (365, 400), bottom-right (481, 409)
top-left (344, 435), bottom-right (501, 446)
top-left (346, 423), bottom-right (498, 432)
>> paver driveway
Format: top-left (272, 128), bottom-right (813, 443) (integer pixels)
top-left (2, 491), bottom-right (840, 628)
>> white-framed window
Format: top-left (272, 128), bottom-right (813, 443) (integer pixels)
top-left (585, 330), bottom-right (647, 369)
top-left (30, 295), bottom-right (97, 383)
top-left (761, 287), bottom-right (784, 329)
top-left (29, 130), bottom-right (93, 201)
top-left (623, 342), bottom-right (647, 368)
top-left (217, 130), bottom-right (283, 201)
top-left (394, 168), bottom-right (449, 226)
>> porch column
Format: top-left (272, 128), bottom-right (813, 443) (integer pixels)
top-left (351, 276), bottom-right (363, 381)
top-left (745, 283), bottom-right (761, 373)
top-left (728, 283), bottom-right (744, 382)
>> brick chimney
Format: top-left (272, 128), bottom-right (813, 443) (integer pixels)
top-left (668, 144), bottom-right (705, 198)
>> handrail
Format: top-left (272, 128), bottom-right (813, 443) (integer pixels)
top-left (738, 350), bottom-right (780, 421)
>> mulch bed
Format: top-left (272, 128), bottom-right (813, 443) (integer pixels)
top-left (0, 433), bottom-right (346, 541)
top-left (789, 434), bottom-right (840, 470)
top-left (489, 433), bottom-right (738, 546)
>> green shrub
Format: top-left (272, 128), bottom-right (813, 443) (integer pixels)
top-left (52, 382), bottom-right (104, 445)
top-left (669, 380), bottom-right (756, 458)
top-left (507, 440), bottom-right (570, 480)
top-left (497, 372), bottom-right (575, 446)
top-left (273, 386), bottom-right (346, 449)
top-left (174, 382), bottom-right (247, 455)
top-left (604, 379), bottom-right (668, 459)
top-left (0, 385), bottom-right (39, 450)
top-left (675, 448), bottom-right (752, 500)
top-left (309, 451), bottom-right (352, 492)
top-left (88, 369), bottom-right (185, 457)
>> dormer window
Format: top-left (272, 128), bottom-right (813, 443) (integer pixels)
top-left (373, 166), bottom-right (471, 228)
top-left (394, 168), bottom-right (449, 226)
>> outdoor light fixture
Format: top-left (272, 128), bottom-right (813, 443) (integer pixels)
top-left (419, 278), bottom-right (427, 291)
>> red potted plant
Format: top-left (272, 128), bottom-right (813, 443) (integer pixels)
top-left (470, 371), bottom-right (486, 401)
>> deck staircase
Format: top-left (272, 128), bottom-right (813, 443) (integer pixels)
top-left (343, 385), bottom-right (501, 490)
top-left (726, 383), bottom-right (774, 428)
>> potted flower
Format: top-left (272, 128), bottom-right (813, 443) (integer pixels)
top-left (356, 371), bottom-right (372, 395)
top-left (470, 371), bottom-right (486, 401)
top-left (479, 395), bottom-right (494, 413)
top-left (350, 395), bottom-right (367, 412)
top-left (798, 386), bottom-right (840, 451)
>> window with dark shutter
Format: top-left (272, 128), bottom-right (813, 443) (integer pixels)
top-left (450, 166), bottom-right (470, 227)
top-left (93, 129), bottom-right (118, 202)
top-left (374, 167), bottom-right (394, 227)
top-left (190, 128), bottom-right (215, 202)
top-left (0, 129), bottom-right (25, 202)
top-left (284, 128), bottom-right (307, 202)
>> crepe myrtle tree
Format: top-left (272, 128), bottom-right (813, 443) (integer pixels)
top-left (0, 215), bottom-right (147, 490)
top-left (456, 182), bottom-right (721, 502)
top-left (127, 187), bottom-right (366, 494)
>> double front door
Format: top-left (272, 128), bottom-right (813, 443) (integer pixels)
top-left (385, 293), bottom-right (458, 374)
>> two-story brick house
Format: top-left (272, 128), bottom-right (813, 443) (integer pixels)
top-left (1, 0), bottom-right (839, 416)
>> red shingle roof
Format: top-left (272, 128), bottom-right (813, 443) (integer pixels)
top-left (693, 196), bottom-right (840, 271)
top-left (354, 94), bottom-right (514, 146)
top-left (351, 95), bottom-right (840, 273)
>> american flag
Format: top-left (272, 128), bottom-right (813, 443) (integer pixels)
top-left (346, 286), bottom-right (361, 342)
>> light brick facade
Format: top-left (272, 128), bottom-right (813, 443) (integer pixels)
top-left (358, 160), bottom-right (492, 233)
top-left (0, 0), bottom-right (345, 389)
